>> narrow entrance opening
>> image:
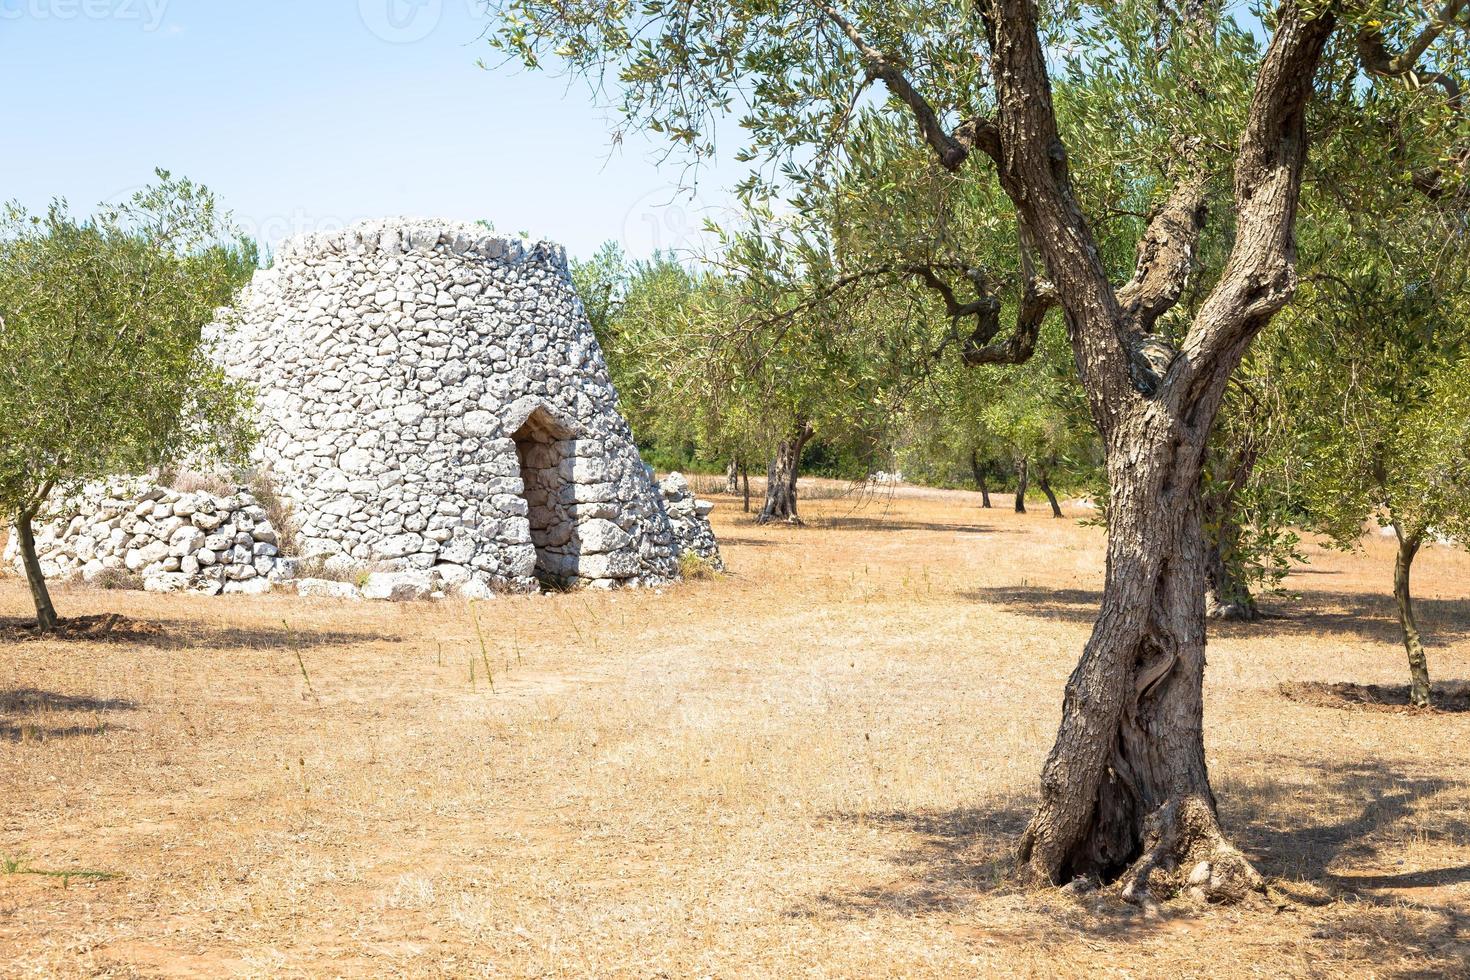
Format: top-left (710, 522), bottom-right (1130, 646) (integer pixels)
top-left (511, 406), bottom-right (574, 587)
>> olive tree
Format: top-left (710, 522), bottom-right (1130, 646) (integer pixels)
top-left (0, 173), bottom-right (256, 631)
top-left (894, 365), bottom-right (1013, 504)
top-left (898, 321), bottom-right (1097, 516)
top-left (486, 0), bottom-right (1467, 901)
top-left (572, 245), bottom-right (710, 454)
top-left (1259, 227), bottom-right (1470, 706)
top-left (1196, 386), bottom-right (1304, 621)
top-left (574, 245), bottom-right (832, 520)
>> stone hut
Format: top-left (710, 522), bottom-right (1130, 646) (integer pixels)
top-left (206, 217), bottom-right (719, 594)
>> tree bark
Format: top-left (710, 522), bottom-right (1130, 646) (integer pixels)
top-left (1016, 408), bottom-right (1262, 904)
top-left (1392, 523), bottom-right (1432, 708)
top-left (1014, 457), bottom-right (1029, 513)
top-left (1204, 535), bottom-right (1260, 622)
top-left (971, 450), bottom-right (992, 508)
top-left (1202, 444), bottom-right (1262, 622)
top-left (757, 423), bottom-right (812, 525)
top-left (742, 466), bottom-right (751, 513)
top-left (725, 458), bottom-right (740, 496)
top-left (1036, 460), bottom-right (1064, 518)
top-left (15, 509), bottom-right (59, 633)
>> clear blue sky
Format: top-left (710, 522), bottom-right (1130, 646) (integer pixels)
top-left (0, 0), bottom-right (744, 261)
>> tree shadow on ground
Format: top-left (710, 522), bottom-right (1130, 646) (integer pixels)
top-left (146, 622), bottom-right (404, 651)
top-left (1227, 762), bottom-right (1463, 879)
top-left (808, 761), bottom-right (1470, 975)
top-left (0, 687), bottom-right (137, 742)
top-left (0, 613), bottom-right (165, 644)
top-left (722, 516), bottom-right (1005, 535)
top-left (0, 614), bottom-right (400, 651)
top-left (809, 804), bottom-right (1029, 917)
top-left (807, 801), bottom-right (1181, 941)
top-left (1281, 680), bottom-right (1470, 714)
top-left (960, 586), bottom-right (1101, 624)
top-left (1230, 760), bottom-right (1470, 976)
top-left (811, 517), bottom-right (1000, 535)
top-left (1219, 590), bottom-right (1470, 645)
top-left (715, 536), bottom-right (778, 549)
top-left (962, 585), bottom-right (1470, 646)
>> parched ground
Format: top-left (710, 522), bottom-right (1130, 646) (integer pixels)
top-left (2, 482), bottom-right (1468, 978)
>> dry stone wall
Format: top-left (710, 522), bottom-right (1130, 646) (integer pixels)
top-left (5, 470), bottom-right (720, 602)
top-left (2, 480), bottom-right (293, 595)
top-left (659, 474), bottom-right (721, 567)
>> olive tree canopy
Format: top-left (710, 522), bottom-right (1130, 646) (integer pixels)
top-left (0, 171), bottom-right (257, 630)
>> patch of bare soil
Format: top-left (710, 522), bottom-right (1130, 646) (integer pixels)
top-left (1280, 679), bottom-right (1470, 713)
top-left (0, 613), bottom-right (164, 643)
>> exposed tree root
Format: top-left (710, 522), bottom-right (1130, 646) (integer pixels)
top-left (1117, 798), bottom-right (1264, 910)
top-left (1205, 597), bottom-right (1260, 622)
top-left (1016, 797), bottom-right (1264, 910)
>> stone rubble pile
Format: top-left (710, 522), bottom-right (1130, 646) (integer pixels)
top-left (3, 480), bottom-right (294, 595)
top-left (659, 473), bottom-right (722, 569)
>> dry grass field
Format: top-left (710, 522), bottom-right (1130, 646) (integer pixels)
top-left (2, 481), bottom-right (1468, 978)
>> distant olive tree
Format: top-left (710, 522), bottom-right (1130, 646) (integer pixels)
top-left (577, 236), bottom-right (898, 525)
top-left (0, 172), bottom-right (257, 631)
top-left (572, 245), bottom-right (762, 476)
top-left (1260, 239), bottom-right (1470, 707)
top-left (896, 314), bottom-right (1098, 516)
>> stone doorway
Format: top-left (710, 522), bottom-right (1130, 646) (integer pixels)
top-left (510, 405), bottom-right (576, 586)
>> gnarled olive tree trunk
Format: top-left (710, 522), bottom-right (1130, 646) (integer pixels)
top-left (15, 509), bottom-right (59, 633)
top-left (970, 450), bottom-right (992, 508)
top-left (1014, 457), bottom-right (1029, 513)
top-left (725, 458), bottom-right (740, 496)
top-left (1036, 459), bottom-right (1063, 518)
top-left (1392, 523), bottom-right (1432, 708)
top-left (757, 423), bottom-right (812, 525)
top-left (1205, 538), bottom-right (1259, 622)
top-left (1016, 405), bottom-right (1261, 901)
top-left (1202, 443), bottom-right (1262, 621)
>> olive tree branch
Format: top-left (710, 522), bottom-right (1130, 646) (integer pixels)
top-left (808, 0), bottom-right (1000, 171)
